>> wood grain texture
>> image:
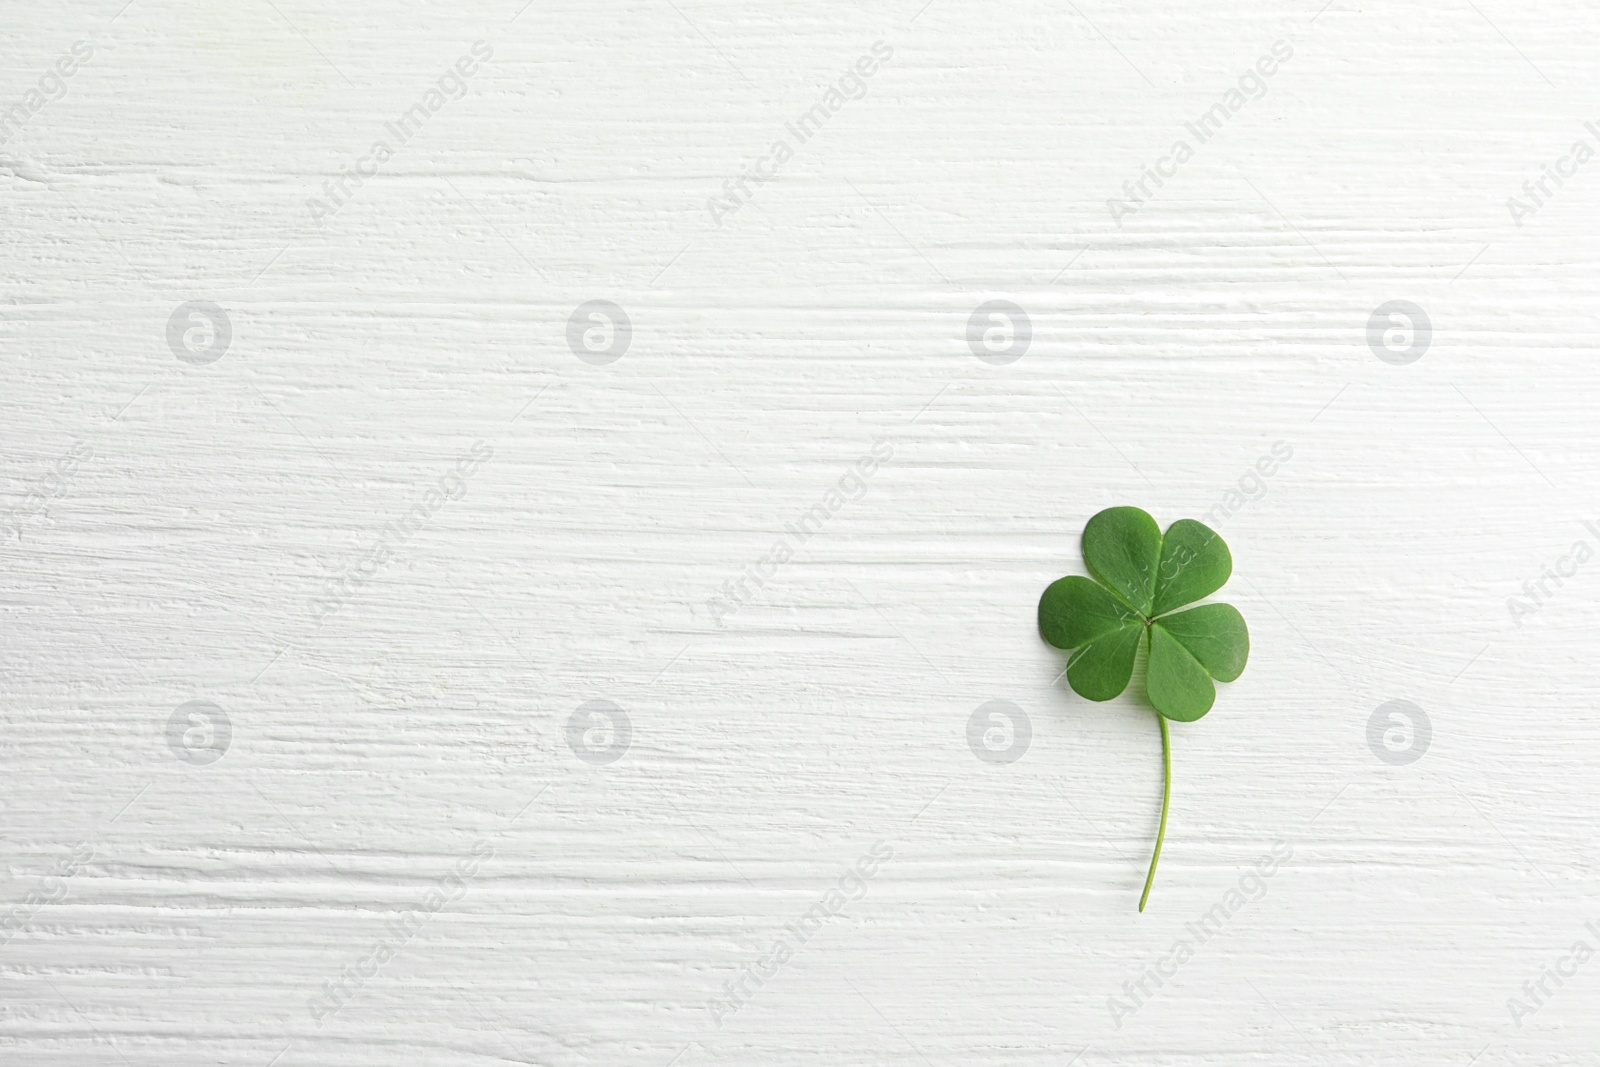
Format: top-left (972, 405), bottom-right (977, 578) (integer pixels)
top-left (4, 0), bottom-right (1599, 1063)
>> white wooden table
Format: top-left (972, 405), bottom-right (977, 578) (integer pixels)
top-left (3, 1), bottom-right (1596, 1063)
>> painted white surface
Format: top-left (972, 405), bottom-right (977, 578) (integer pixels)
top-left (3, 0), bottom-right (1599, 1063)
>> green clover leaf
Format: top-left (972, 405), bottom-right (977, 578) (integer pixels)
top-left (1038, 506), bottom-right (1250, 910)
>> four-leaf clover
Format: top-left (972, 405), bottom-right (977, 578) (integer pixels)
top-left (1038, 506), bottom-right (1250, 909)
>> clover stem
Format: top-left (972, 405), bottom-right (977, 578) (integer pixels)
top-left (1139, 713), bottom-right (1171, 913)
